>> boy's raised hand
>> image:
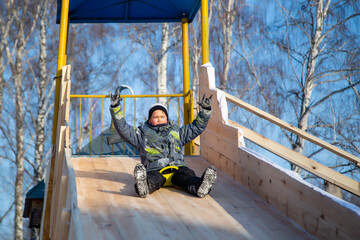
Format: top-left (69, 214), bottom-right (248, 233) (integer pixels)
top-left (109, 87), bottom-right (123, 108)
top-left (198, 94), bottom-right (213, 110)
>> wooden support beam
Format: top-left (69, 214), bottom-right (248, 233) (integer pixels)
top-left (231, 120), bottom-right (360, 197)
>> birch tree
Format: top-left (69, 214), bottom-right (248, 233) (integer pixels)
top-left (0, 0), bottom-right (46, 237)
top-left (34, 0), bottom-right (52, 182)
top-left (157, 23), bottom-right (169, 104)
top-left (212, 0), bottom-right (244, 91)
top-left (3, 1), bottom-right (41, 238)
top-left (126, 23), bottom-right (177, 99)
top-left (188, 0), bottom-right (214, 104)
top-left (271, 0), bottom-right (360, 184)
top-left (0, 0), bottom-right (14, 121)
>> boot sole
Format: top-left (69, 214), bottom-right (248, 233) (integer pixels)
top-left (134, 164), bottom-right (149, 198)
top-left (197, 166), bottom-right (217, 198)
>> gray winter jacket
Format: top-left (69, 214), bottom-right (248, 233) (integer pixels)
top-left (110, 107), bottom-right (212, 171)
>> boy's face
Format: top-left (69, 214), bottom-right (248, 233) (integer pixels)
top-left (149, 110), bottom-right (168, 126)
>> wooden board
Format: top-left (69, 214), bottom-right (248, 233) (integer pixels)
top-left (233, 121), bottom-right (360, 196)
top-left (224, 92), bottom-right (360, 167)
top-left (71, 156), bottom-right (314, 240)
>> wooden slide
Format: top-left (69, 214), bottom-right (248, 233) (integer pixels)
top-left (72, 155), bottom-right (314, 240)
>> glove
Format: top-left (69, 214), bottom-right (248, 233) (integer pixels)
top-left (198, 94), bottom-right (213, 110)
top-left (109, 88), bottom-right (122, 108)
top-left (109, 89), bottom-right (124, 120)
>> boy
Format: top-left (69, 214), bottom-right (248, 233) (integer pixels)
top-left (109, 89), bottom-right (217, 198)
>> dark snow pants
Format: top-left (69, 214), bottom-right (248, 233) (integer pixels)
top-left (146, 166), bottom-right (201, 195)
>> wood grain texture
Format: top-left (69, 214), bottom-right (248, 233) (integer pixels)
top-left (71, 156), bottom-right (314, 240)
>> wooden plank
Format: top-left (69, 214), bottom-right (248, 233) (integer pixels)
top-left (225, 92), bottom-right (360, 167)
top-left (54, 163), bottom-right (69, 239)
top-left (200, 144), bottom-right (238, 180)
top-left (200, 120), bottom-right (360, 238)
top-left (50, 126), bottom-right (66, 238)
top-left (233, 147), bottom-right (360, 239)
top-left (59, 209), bottom-right (70, 240)
top-left (63, 66), bottom-right (71, 148)
top-left (237, 122), bottom-right (360, 196)
top-left (70, 156), bottom-right (316, 240)
top-left (78, 157), bottom-right (144, 240)
top-left (199, 66), bottom-right (227, 124)
top-left (205, 119), bottom-right (242, 147)
top-left (201, 130), bottom-right (242, 166)
top-left (41, 65), bottom-right (71, 239)
top-left (206, 168), bottom-right (311, 239)
top-left (65, 148), bottom-right (85, 240)
top-left (118, 158), bottom-right (181, 240)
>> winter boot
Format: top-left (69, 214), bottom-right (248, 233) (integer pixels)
top-left (134, 164), bottom-right (149, 198)
top-left (187, 166), bottom-right (217, 198)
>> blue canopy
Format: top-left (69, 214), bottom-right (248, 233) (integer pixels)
top-left (56, 0), bottom-right (201, 24)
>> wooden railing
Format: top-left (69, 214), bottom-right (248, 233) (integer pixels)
top-left (224, 92), bottom-right (360, 197)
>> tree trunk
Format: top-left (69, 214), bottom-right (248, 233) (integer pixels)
top-left (14, 27), bottom-right (25, 240)
top-left (0, 55), bottom-right (3, 119)
top-left (189, 15), bottom-right (202, 103)
top-left (0, 3), bottom-right (12, 119)
top-left (217, 0), bottom-right (236, 90)
top-left (157, 23), bottom-right (169, 105)
top-left (292, 0), bottom-right (327, 174)
top-left (8, 0), bottom-right (36, 237)
top-left (34, 0), bottom-right (48, 181)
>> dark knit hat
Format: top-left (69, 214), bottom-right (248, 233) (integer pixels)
top-left (148, 103), bottom-right (168, 120)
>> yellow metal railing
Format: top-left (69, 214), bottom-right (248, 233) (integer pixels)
top-left (70, 92), bottom-right (194, 156)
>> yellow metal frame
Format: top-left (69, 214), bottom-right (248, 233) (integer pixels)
top-left (201, 0), bottom-right (209, 64)
top-left (51, 0), bottom-right (210, 156)
top-left (182, 18), bottom-right (194, 155)
top-left (44, 0), bottom-right (209, 237)
top-left (70, 93), bottom-right (184, 98)
top-left (52, 0), bottom-right (69, 145)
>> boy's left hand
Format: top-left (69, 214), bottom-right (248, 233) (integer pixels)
top-left (198, 94), bottom-right (213, 110)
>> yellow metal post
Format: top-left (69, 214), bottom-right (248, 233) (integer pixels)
top-left (41, 0), bottom-right (70, 239)
top-left (182, 18), bottom-right (190, 126)
top-left (53, 1), bottom-right (70, 146)
top-left (201, 0), bottom-right (209, 64)
top-left (182, 18), bottom-right (194, 155)
top-left (189, 90), bottom-right (194, 154)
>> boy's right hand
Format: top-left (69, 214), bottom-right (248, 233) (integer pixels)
top-left (109, 88), bottom-right (123, 108)
top-left (198, 94), bottom-right (213, 110)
